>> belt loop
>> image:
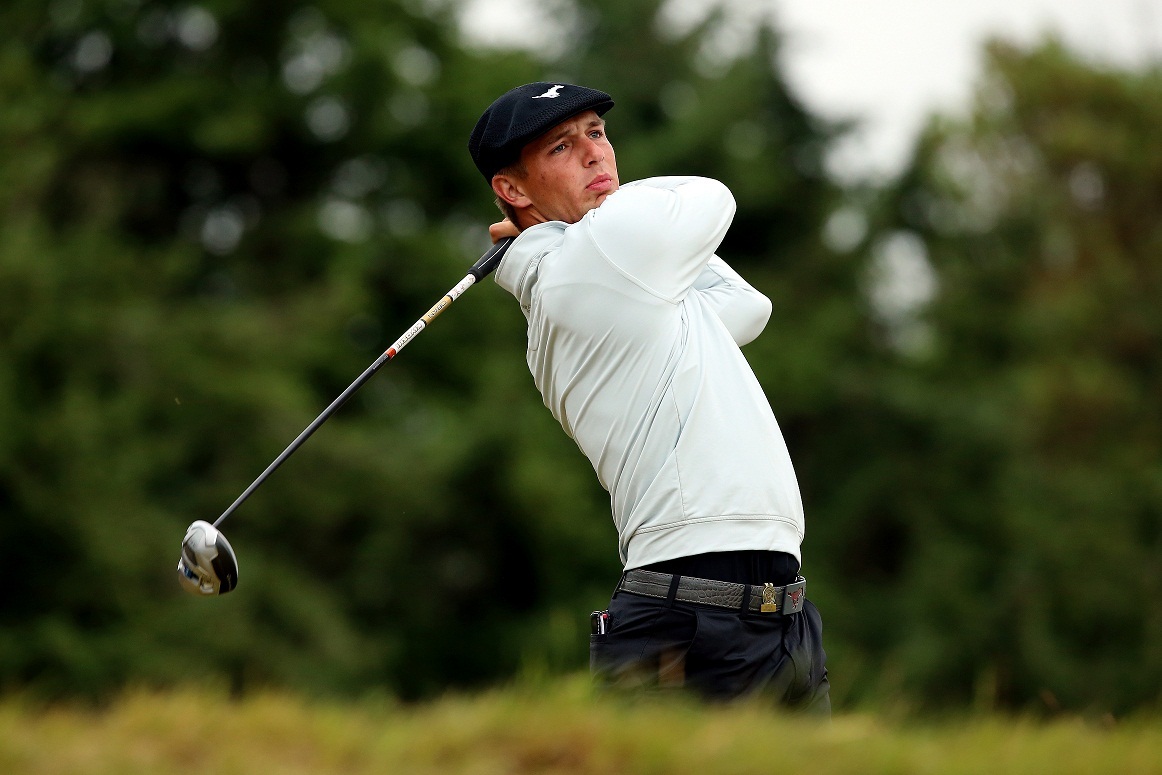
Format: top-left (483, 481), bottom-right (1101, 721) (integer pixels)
top-left (740, 583), bottom-right (752, 613)
top-left (665, 574), bottom-right (681, 609)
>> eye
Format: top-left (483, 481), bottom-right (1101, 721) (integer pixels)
top-left (550, 143), bottom-right (567, 154)
top-left (589, 129), bottom-right (604, 139)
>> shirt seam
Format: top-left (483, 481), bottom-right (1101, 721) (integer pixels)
top-left (670, 390), bottom-right (690, 522)
top-left (634, 514), bottom-right (801, 534)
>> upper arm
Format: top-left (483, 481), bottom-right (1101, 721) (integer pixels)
top-left (587, 177), bottom-right (736, 300)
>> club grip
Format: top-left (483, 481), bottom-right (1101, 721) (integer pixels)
top-left (468, 237), bottom-right (515, 281)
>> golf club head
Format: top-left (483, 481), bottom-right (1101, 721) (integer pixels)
top-left (177, 520), bottom-right (239, 596)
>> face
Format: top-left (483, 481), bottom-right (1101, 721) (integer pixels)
top-left (492, 110), bottom-right (619, 227)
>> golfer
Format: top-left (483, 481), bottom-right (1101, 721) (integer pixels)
top-left (469, 82), bottom-right (829, 712)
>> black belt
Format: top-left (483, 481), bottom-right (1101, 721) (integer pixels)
top-left (619, 569), bottom-right (807, 615)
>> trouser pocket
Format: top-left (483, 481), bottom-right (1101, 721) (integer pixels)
top-left (590, 594), bottom-right (696, 688)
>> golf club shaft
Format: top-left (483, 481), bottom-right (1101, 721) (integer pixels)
top-left (212, 237), bottom-right (514, 528)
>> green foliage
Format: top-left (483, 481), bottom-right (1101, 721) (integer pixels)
top-left (840, 40), bottom-right (1162, 712)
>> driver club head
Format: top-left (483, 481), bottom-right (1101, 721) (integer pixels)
top-left (177, 520), bottom-right (239, 596)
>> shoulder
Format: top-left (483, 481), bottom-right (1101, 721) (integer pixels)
top-left (493, 221), bottom-right (567, 298)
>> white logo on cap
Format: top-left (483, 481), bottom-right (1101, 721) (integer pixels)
top-left (532, 85), bottom-right (565, 99)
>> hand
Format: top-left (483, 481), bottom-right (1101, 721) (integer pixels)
top-left (489, 219), bottom-right (520, 244)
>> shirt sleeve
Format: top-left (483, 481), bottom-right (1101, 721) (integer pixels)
top-left (586, 177), bottom-right (736, 301)
top-left (691, 256), bottom-right (772, 346)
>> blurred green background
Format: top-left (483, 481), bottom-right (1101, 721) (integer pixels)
top-left (1, 0), bottom-right (1159, 715)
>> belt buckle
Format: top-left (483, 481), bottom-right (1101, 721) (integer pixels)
top-left (760, 582), bottom-right (780, 613)
top-left (782, 578), bottom-right (806, 614)
top-left (759, 579), bottom-right (807, 614)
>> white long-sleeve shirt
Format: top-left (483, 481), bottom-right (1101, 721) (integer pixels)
top-left (494, 176), bottom-right (805, 569)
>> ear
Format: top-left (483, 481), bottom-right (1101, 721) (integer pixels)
top-left (491, 173), bottom-right (532, 210)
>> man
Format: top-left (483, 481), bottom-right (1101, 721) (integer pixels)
top-left (468, 82), bottom-right (829, 712)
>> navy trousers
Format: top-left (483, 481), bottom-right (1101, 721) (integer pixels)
top-left (589, 552), bottom-right (831, 714)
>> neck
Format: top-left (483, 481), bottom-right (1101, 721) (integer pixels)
top-left (516, 206), bottom-right (549, 230)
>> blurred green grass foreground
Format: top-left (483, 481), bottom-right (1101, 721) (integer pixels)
top-left (2, 678), bottom-right (1160, 775)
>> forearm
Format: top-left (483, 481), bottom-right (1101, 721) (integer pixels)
top-left (692, 256), bottom-right (772, 346)
top-left (589, 177), bottom-right (736, 301)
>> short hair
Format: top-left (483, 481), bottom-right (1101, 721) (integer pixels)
top-left (492, 161), bottom-right (526, 226)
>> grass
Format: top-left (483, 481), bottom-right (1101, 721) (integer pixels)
top-left (1, 677), bottom-right (1160, 774)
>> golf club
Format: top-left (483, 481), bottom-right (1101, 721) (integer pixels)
top-left (177, 237), bottom-right (515, 596)
top-left (177, 520), bottom-right (238, 595)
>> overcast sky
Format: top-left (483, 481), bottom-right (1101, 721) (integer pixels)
top-left (460, 0), bottom-right (1162, 182)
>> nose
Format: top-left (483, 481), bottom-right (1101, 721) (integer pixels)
top-left (581, 136), bottom-right (604, 166)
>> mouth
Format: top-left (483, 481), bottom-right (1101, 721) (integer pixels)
top-left (586, 174), bottom-right (614, 193)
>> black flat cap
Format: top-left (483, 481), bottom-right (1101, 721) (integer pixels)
top-left (469, 82), bottom-right (614, 182)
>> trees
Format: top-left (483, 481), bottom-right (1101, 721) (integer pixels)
top-left (855, 40), bottom-right (1162, 711)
